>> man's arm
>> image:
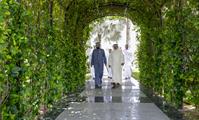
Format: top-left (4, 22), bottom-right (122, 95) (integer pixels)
top-left (121, 50), bottom-right (125, 65)
top-left (108, 52), bottom-right (112, 67)
top-left (91, 50), bottom-right (94, 66)
top-left (103, 49), bottom-right (107, 66)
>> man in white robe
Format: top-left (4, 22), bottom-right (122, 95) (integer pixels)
top-left (123, 44), bottom-right (133, 80)
top-left (108, 44), bottom-right (124, 88)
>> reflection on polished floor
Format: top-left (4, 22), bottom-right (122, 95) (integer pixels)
top-left (56, 78), bottom-right (170, 120)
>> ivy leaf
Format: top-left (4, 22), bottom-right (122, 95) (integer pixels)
top-left (11, 66), bottom-right (21, 77)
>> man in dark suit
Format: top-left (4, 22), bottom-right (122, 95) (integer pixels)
top-left (91, 42), bottom-right (107, 88)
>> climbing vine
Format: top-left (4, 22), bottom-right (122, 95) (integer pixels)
top-left (137, 0), bottom-right (199, 109)
top-left (0, 0), bottom-right (198, 119)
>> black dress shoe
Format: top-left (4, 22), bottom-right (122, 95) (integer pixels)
top-left (116, 83), bottom-right (120, 86)
top-left (95, 85), bottom-right (102, 89)
top-left (112, 85), bottom-right (116, 89)
top-left (116, 83), bottom-right (121, 87)
top-left (111, 83), bottom-right (116, 89)
top-left (111, 82), bottom-right (116, 85)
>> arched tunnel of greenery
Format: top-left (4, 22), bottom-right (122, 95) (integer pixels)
top-left (0, 0), bottom-right (198, 119)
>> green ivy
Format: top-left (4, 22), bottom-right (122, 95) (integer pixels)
top-left (0, 0), bottom-right (198, 119)
top-left (137, 0), bottom-right (198, 109)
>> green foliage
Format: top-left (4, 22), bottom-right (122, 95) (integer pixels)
top-left (132, 71), bottom-right (140, 80)
top-left (0, 0), bottom-right (198, 119)
top-left (0, 0), bottom-right (86, 119)
top-left (137, 0), bottom-right (199, 109)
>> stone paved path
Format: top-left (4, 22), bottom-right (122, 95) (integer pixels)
top-left (56, 78), bottom-right (170, 120)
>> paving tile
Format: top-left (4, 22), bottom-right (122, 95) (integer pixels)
top-left (56, 103), bottom-right (170, 120)
top-left (55, 78), bottom-right (170, 120)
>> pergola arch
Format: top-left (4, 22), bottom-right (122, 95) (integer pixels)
top-left (65, 0), bottom-right (162, 30)
top-left (63, 0), bottom-right (162, 49)
top-left (1, 0), bottom-right (198, 119)
top-left (61, 0), bottom-right (197, 110)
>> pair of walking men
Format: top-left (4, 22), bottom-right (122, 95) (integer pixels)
top-left (91, 42), bottom-right (132, 88)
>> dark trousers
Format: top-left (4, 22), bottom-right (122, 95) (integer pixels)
top-left (94, 65), bottom-right (103, 86)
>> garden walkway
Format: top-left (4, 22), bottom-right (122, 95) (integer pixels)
top-left (55, 78), bottom-right (170, 120)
